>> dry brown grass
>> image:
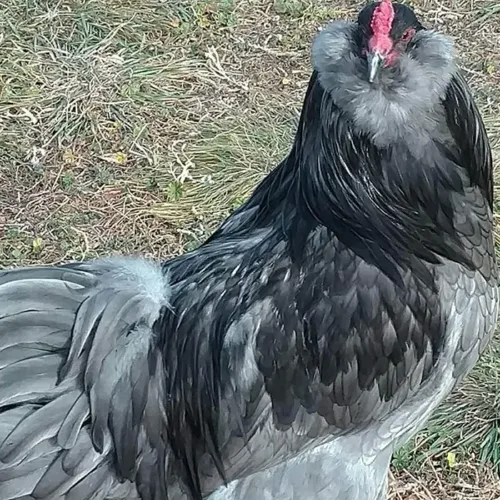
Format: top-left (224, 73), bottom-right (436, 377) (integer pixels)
top-left (1, 0), bottom-right (500, 497)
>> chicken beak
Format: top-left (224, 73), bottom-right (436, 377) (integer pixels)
top-left (367, 51), bottom-right (385, 83)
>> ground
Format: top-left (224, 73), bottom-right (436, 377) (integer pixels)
top-left (0, 0), bottom-right (500, 497)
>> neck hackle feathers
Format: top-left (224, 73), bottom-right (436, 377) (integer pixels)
top-left (369, 0), bottom-right (395, 54)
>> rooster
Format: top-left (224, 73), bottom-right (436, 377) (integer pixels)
top-left (0, 1), bottom-right (497, 499)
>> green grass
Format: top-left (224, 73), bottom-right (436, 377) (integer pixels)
top-left (151, 114), bottom-right (295, 231)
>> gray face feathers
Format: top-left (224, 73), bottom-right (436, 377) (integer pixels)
top-left (312, 14), bottom-right (456, 147)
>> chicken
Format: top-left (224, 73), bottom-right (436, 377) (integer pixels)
top-left (0, 1), bottom-right (497, 499)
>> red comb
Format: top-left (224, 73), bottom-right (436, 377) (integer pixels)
top-left (370, 0), bottom-right (395, 37)
top-left (369, 0), bottom-right (395, 54)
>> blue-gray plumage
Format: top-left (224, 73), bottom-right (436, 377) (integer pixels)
top-left (0, 1), bottom-right (498, 499)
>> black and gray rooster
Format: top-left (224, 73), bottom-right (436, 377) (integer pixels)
top-left (0, 1), bottom-right (497, 499)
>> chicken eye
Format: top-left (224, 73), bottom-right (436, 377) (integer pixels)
top-left (401, 28), bottom-right (415, 42)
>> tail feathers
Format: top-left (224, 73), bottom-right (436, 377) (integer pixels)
top-left (0, 257), bottom-right (171, 499)
top-left (1, 468), bottom-right (47, 500)
top-left (0, 391), bottom-right (83, 465)
top-left (0, 310), bottom-right (73, 352)
top-left (136, 444), bottom-right (168, 500)
top-left (0, 267), bottom-right (97, 287)
top-left (0, 279), bottom-right (84, 318)
top-left (0, 354), bottom-right (68, 407)
top-left (0, 453), bottom-right (56, 483)
top-left (57, 393), bottom-right (89, 450)
top-left (32, 431), bottom-right (109, 498)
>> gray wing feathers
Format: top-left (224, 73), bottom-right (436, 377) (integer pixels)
top-left (0, 257), bottom-right (171, 500)
top-left (448, 268), bottom-right (498, 380)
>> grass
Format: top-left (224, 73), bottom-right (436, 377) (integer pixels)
top-left (1, 0), bottom-right (500, 497)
